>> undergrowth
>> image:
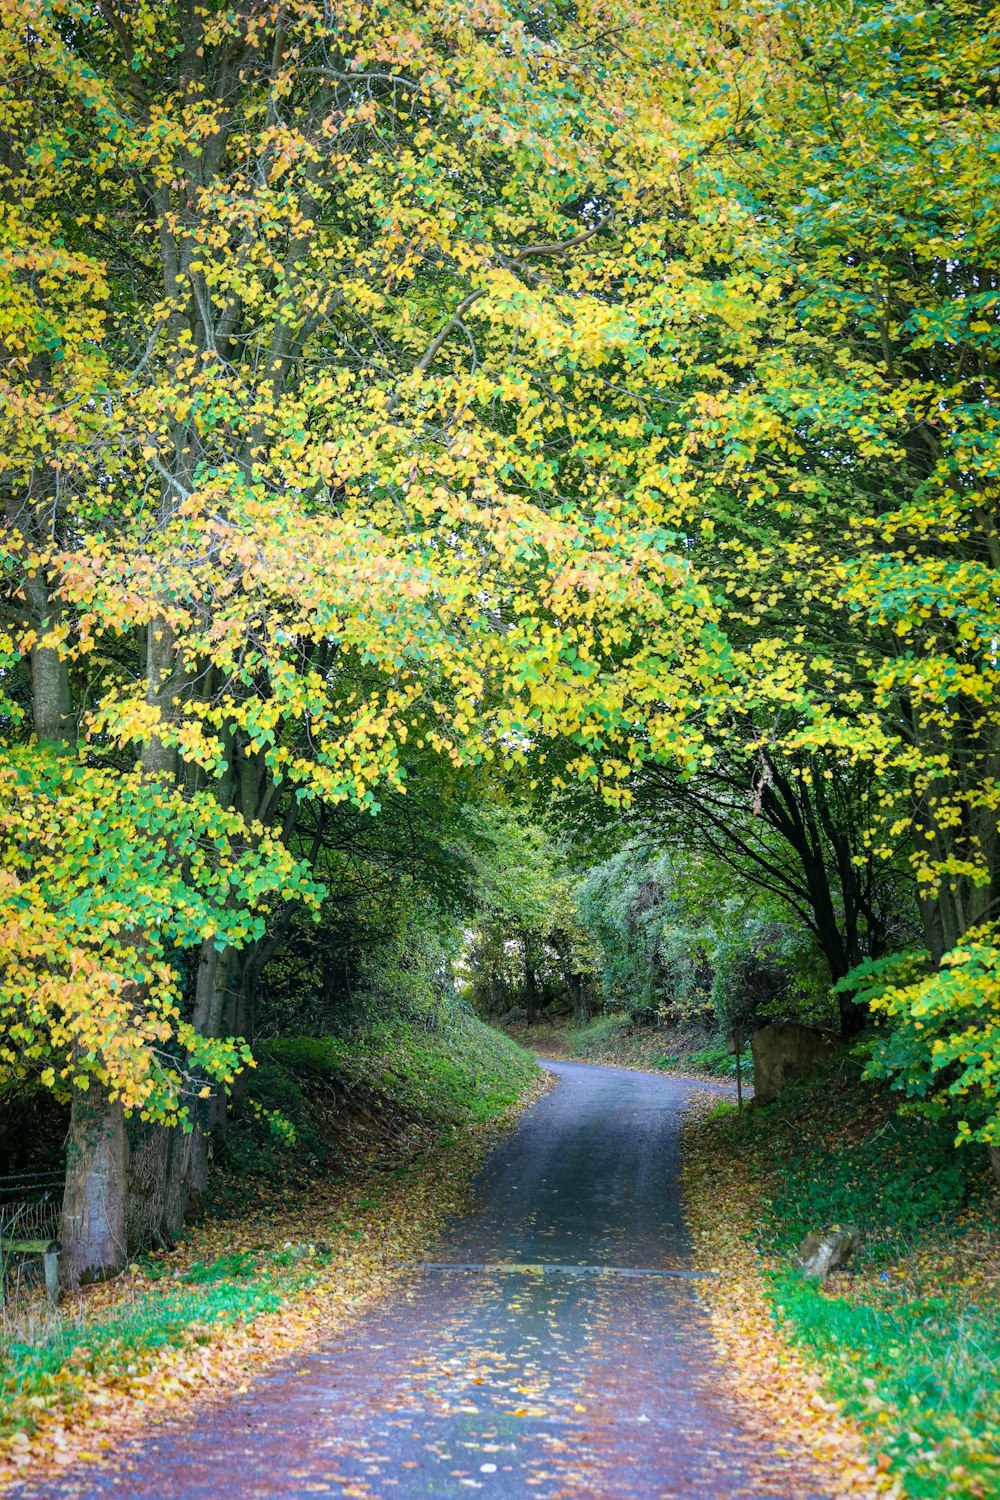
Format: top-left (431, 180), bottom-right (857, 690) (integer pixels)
top-left (221, 1009), bottom-right (535, 1183)
top-left (703, 1055), bottom-right (1000, 1498)
top-left (658, 1040), bottom-right (738, 1078)
top-left (563, 1014), bottom-right (737, 1077)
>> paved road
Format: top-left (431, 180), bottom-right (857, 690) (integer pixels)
top-left (22, 1062), bottom-right (830, 1499)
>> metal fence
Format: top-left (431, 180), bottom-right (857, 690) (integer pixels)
top-left (0, 1172), bottom-right (64, 1308)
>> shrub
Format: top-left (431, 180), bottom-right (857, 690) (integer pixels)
top-left (842, 936), bottom-right (1000, 1153)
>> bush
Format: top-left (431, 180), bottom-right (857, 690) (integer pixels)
top-left (843, 937), bottom-right (1000, 1152)
top-left (731, 1057), bottom-right (989, 1262)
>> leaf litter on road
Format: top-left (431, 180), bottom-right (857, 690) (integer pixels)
top-left (0, 1074), bottom-right (552, 1494)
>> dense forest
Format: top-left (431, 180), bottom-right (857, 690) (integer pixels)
top-left (1, 8), bottom-right (999, 1482)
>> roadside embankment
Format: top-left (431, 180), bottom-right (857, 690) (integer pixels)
top-left (683, 1059), bottom-right (1000, 1500)
top-left (0, 1015), bottom-right (542, 1491)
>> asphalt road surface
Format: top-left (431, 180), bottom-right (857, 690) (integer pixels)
top-left (20, 1061), bottom-right (832, 1500)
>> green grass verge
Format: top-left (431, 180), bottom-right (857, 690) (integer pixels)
top-left (772, 1273), bottom-right (1000, 1496)
top-left (264, 1009), bottom-right (538, 1126)
top-left (218, 1009), bottom-right (537, 1181)
top-left (1, 1272), bottom-right (287, 1438)
top-left (726, 1058), bottom-right (1000, 1498)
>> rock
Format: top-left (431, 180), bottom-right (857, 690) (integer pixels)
top-left (750, 1022), bottom-right (840, 1103)
top-left (797, 1225), bottom-right (859, 1280)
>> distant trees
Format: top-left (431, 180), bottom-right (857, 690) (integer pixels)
top-left (460, 808), bottom-right (598, 1028)
top-left (620, 746), bottom-right (917, 1034)
top-left (577, 849), bottom-right (714, 1026)
top-left (574, 843), bottom-right (837, 1036)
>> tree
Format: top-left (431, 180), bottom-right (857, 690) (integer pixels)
top-left (624, 0), bottom-right (1000, 957)
top-left (6, 0), bottom-right (1000, 1254)
top-left (622, 742), bottom-right (916, 1033)
top-left (1, 0), bottom-right (736, 1274)
top-left (462, 806), bottom-right (598, 1026)
top-left (0, 744), bottom-right (319, 1280)
top-left (577, 846), bottom-right (715, 1026)
top-left (543, 0), bottom-right (1000, 1060)
top-left (847, 940), bottom-right (1000, 1184)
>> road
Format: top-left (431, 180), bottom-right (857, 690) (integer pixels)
top-left (20, 1061), bottom-right (831, 1499)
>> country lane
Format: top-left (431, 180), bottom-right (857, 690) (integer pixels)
top-left (17, 1060), bottom-right (834, 1500)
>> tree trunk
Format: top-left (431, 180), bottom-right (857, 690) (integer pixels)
top-left (29, 637), bottom-right (71, 742)
top-left (569, 972), bottom-right (588, 1028)
top-left (124, 942), bottom-right (237, 1249)
top-left (180, 1114), bottom-right (213, 1221)
top-left (182, 942), bottom-right (240, 1218)
top-left (989, 1143), bottom-right (1000, 1191)
top-left (60, 1085), bottom-right (129, 1288)
top-left (125, 1112), bottom-right (214, 1251)
top-left (523, 937), bottom-right (538, 1025)
top-left (126, 1122), bottom-right (191, 1252)
top-left (142, 613), bottom-right (180, 779)
top-left (835, 982), bottom-right (869, 1040)
top-left (227, 958), bottom-right (253, 1118)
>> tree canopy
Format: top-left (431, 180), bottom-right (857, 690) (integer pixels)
top-left (3, 0), bottom-right (1000, 1279)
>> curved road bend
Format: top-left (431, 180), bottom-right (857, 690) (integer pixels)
top-left (20, 1060), bottom-right (832, 1500)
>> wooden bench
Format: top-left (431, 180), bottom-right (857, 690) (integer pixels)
top-left (0, 1173), bottom-right (63, 1311)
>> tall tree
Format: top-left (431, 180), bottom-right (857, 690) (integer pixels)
top-left (623, 742), bottom-right (914, 1032)
top-left (0, 0), bottom-right (736, 1274)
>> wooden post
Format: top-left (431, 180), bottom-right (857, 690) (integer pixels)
top-left (43, 1247), bottom-right (60, 1311)
top-left (735, 1026), bottom-right (743, 1113)
top-left (0, 1238), bottom-right (62, 1309)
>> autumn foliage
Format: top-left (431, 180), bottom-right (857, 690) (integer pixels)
top-left (2, 0), bottom-right (1000, 1277)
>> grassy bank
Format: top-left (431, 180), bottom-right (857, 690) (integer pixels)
top-left (508, 1012), bottom-right (739, 1079)
top-left (684, 1057), bottom-right (1000, 1500)
top-left (0, 1013), bottom-right (539, 1489)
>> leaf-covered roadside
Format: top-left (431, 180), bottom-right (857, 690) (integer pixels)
top-left (0, 1021), bottom-right (544, 1492)
top-left (683, 1066), bottom-right (1000, 1500)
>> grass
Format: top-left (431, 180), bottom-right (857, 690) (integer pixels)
top-left (658, 1040), bottom-right (738, 1078)
top-left (771, 1273), bottom-right (1000, 1496)
top-left (263, 1009), bottom-right (537, 1127)
top-left (2, 1270), bottom-right (286, 1434)
top-left (0, 1009), bottom-right (540, 1473)
top-left (702, 1056), bottom-right (1000, 1498)
top-left (214, 1009), bottom-right (536, 1188)
top-left (562, 1013), bottom-right (738, 1077)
